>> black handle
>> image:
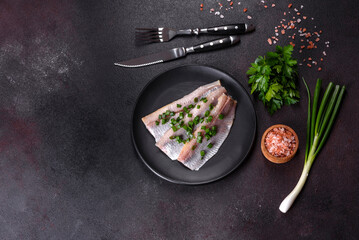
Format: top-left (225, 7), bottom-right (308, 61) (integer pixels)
top-left (190, 36), bottom-right (241, 53)
top-left (206, 24), bottom-right (246, 34)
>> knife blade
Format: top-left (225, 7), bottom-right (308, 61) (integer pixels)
top-left (114, 35), bottom-right (241, 68)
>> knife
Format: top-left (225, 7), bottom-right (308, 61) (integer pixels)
top-left (114, 35), bottom-right (241, 68)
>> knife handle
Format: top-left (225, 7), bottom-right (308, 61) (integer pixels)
top-left (188, 35), bottom-right (241, 53)
top-left (204, 24), bottom-right (247, 34)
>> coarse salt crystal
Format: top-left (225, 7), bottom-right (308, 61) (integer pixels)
top-left (220, 14), bottom-right (224, 18)
top-left (247, 15), bottom-right (252, 19)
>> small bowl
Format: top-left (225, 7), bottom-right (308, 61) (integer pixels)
top-left (261, 124), bottom-right (299, 164)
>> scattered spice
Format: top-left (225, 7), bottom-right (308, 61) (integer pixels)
top-left (243, 8), bottom-right (248, 12)
top-left (288, 3), bottom-right (293, 8)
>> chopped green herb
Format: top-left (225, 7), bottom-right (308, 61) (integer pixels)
top-left (170, 112), bottom-right (175, 116)
top-left (169, 136), bottom-right (175, 140)
top-left (219, 114), bottom-right (224, 119)
top-left (200, 150), bottom-right (205, 156)
top-left (161, 119), bottom-right (166, 124)
top-left (207, 143), bottom-right (213, 148)
top-left (194, 116), bottom-right (200, 124)
top-left (206, 116), bottom-right (213, 123)
top-left (205, 110), bottom-right (210, 117)
top-left (162, 113), bottom-right (166, 118)
top-left (165, 110), bottom-right (170, 115)
top-left (205, 134), bottom-right (211, 140)
top-left (188, 104), bottom-right (194, 109)
top-left (201, 126), bottom-right (206, 130)
top-left (200, 97), bottom-right (208, 103)
top-left (200, 118), bottom-right (204, 123)
top-left (197, 105), bottom-right (201, 109)
top-left (188, 114), bottom-right (193, 118)
top-left (183, 107), bottom-right (189, 113)
top-left (209, 104), bottom-right (214, 110)
top-left (177, 104), bottom-right (182, 108)
top-left (197, 132), bottom-right (202, 136)
top-left (172, 126), bottom-right (178, 132)
top-left (158, 115), bottom-right (162, 119)
top-left (192, 145), bottom-right (197, 151)
top-left (194, 97), bottom-right (198, 103)
top-left (197, 135), bottom-right (203, 143)
top-left (179, 112), bottom-right (184, 119)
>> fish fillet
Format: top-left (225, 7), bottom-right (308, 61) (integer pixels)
top-left (155, 87), bottom-right (227, 160)
top-left (142, 80), bottom-right (222, 142)
top-left (177, 94), bottom-right (237, 170)
top-left (141, 81), bottom-right (237, 171)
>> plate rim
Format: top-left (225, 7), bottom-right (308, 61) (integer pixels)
top-left (131, 64), bottom-right (257, 185)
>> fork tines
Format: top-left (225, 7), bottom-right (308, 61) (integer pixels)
top-left (135, 27), bottom-right (165, 44)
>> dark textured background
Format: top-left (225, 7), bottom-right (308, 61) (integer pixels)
top-left (0, 0), bottom-right (358, 239)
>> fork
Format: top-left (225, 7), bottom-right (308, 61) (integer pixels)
top-left (135, 23), bottom-right (255, 44)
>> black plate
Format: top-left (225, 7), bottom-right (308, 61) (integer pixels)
top-left (132, 65), bottom-right (256, 185)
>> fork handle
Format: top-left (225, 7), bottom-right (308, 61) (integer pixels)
top-left (187, 35), bottom-right (241, 54)
top-left (177, 24), bottom-right (249, 36)
top-left (205, 24), bottom-right (247, 34)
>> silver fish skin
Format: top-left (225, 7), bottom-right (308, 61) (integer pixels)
top-left (177, 94), bottom-right (237, 171)
top-left (155, 86), bottom-right (227, 160)
top-left (142, 80), bottom-right (222, 141)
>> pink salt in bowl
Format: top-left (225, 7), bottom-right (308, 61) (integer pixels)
top-left (261, 124), bottom-right (299, 164)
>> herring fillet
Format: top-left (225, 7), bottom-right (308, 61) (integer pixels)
top-left (155, 87), bottom-right (227, 160)
top-left (142, 80), bottom-right (222, 141)
top-left (177, 94), bottom-right (237, 171)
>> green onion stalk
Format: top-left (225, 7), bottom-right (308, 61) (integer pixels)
top-left (279, 78), bottom-right (346, 213)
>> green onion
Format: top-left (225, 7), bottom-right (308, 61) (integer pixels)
top-left (192, 145), bottom-right (197, 151)
top-left (207, 143), bottom-right (213, 148)
top-left (219, 114), bottom-right (224, 119)
top-left (183, 107), bottom-right (189, 113)
top-left (170, 112), bottom-right (175, 116)
top-left (197, 135), bottom-right (202, 143)
top-left (197, 105), bottom-right (201, 109)
top-left (201, 126), bottom-right (206, 130)
top-left (200, 118), bottom-right (204, 123)
top-left (206, 116), bottom-right (213, 123)
top-left (161, 119), bottom-right (166, 124)
top-left (179, 112), bottom-right (184, 119)
top-left (188, 114), bottom-right (193, 118)
top-left (205, 134), bottom-right (210, 140)
top-left (200, 150), bottom-right (205, 156)
top-left (209, 104), bottom-right (214, 110)
top-left (194, 97), bottom-right (198, 103)
top-left (177, 104), bottom-right (182, 108)
top-left (172, 126), bottom-right (178, 132)
top-left (203, 99), bottom-right (208, 103)
top-left (188, 104), bottom-right (194, 109)
top-left (279, 79), bottom-right (346, 213)
top-left (155, 121), bottom-right (159, 126)
top-left (162, 113), bottom-right (166, 118)
top-left (205, 110), bottom-right (210, 117)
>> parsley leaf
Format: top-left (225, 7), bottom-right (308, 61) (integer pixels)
top-left (247, 45), bottom-right (300, 114)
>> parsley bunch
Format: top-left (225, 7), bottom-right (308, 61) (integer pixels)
top-left (247, 45), bottom-right (300, 114)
